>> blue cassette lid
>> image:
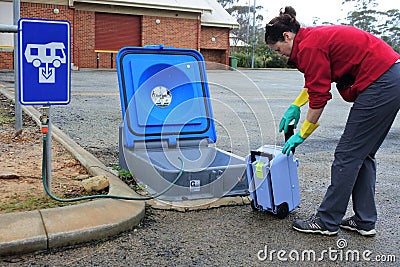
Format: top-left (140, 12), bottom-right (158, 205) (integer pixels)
top-left (117, 45), bottom-right (216, 147)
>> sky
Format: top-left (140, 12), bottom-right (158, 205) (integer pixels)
top-left (242, 0), bottom-right (400, 26)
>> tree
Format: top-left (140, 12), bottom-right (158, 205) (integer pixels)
top-left (342, 0), bottom-right (381, 34)
top-left (218, 0), bottom-right (264, 46)
top-left (217, 0), bottom-right (238, 8)
top-left (218, 0), bottom-right (289, 68)
top-left (342, 0), bottom-right (400, 52)
top-left (379, 9), bottom-right (400, 52)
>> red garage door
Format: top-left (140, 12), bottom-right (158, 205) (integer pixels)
top-left (95, 13), bottom-right (141, 51)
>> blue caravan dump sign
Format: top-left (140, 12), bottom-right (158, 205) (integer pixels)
top-left (18, 19), bottom-right (71, 105)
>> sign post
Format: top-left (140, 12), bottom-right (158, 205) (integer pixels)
top-left (18, 19), bottom-right (71, 192)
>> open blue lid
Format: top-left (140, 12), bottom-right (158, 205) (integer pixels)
top-left (117, 45), bottom-right (216, 147)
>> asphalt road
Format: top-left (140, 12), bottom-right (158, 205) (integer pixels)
top-left (0, 69), bottom-right (398, 266)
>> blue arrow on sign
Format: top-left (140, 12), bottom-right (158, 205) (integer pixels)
top-left (18, 19), bottom-right (71, 105)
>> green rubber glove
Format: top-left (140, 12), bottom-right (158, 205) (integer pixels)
top-left (279, 104), bottom-right (301, 133)
top-left (282, 132), bottom-right (304, 155)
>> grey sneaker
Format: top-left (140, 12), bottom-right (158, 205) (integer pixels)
top-left (340, 216), bottom-right (376, 236)
top-left (293, 214), bottom-right (338, 236)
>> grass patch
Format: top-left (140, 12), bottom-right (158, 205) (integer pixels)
top-left (0, 107), bottom-right (14, 125)
top-left (111, 165), bottom-right (147, 192)
top-left (0, 194), bottom-right (70, 213)
top-left (0, 192), bottom-right (97, 213)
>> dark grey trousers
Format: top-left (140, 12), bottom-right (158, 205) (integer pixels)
top-left (317, 62), bottom-right (400, 231)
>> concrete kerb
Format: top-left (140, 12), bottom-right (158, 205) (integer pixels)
top-left (0, 86), bottom-right (252, 256)
top-left (0, 88), bottom-right (145, 257)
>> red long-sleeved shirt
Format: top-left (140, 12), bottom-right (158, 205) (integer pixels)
top-left (289, 25), bottom-right (400, 109)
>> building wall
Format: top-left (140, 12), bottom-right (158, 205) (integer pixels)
top-left (0, 2), bottom-right (231, 69)
top-left (0, 51), bottom-right (13, 69)
top-left (200, 26), bottom-right (230, 67)
top-left (142, 16), bottom-right (199, 49)
top-left (201, 26), bottom-right (229, 50)
top-left (73, 10), bottom-right (96, 68)
top-left (201, 49), bottom-right (227, 70)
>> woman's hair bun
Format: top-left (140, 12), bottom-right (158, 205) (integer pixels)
top-left (265, 5), bottom-right (300, 44)
top-left (280, 6), bottom-right (296, 18)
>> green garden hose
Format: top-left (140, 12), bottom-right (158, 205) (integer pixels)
top-left (41, 134), bottom-right (184, 202)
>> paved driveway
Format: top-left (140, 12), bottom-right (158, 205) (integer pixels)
top-left (0, 69), bottom-right (398, 266)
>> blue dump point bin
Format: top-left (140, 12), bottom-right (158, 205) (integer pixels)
top-left (116, 45), bottom-right (248, 201)
top-left (246, 145), bottom-right (300, 218)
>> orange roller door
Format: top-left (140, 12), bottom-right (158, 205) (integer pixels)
top-left (95, 12), bottom-right (141, 51)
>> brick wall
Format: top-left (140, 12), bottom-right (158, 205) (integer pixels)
top-left (142, 16), bottom-right (199, 49)
top-left (200, 26), bottom-right (229, 50)
top-left (201, 49), bottom-right (228, 70)
top-left (200, 26), bottom-right (230, 67)
top-left (21, 2), bottom-right (74, 21)
top-left (73, 10), bottom-right (96, 68)
top-left (0, 51), bottom-right (14, 69)
top-left (0, 3), bottom-right (231, 69)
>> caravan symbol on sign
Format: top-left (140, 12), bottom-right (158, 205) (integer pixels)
top-left (24, 42), bottom-right (67, 83)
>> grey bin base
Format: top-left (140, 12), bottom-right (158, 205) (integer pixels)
top-left (118, 126), bottom-right (248, 201)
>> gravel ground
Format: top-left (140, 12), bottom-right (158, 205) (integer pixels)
top-left (0, 69), bottom-right (398, 266)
